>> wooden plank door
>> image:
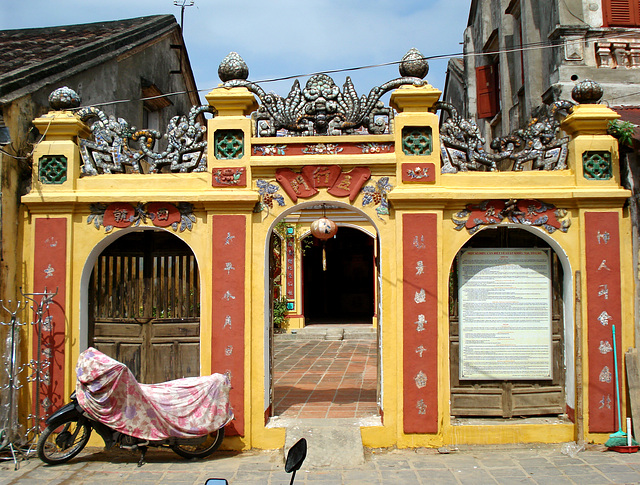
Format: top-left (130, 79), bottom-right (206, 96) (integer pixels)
top-left (88, 231), bottom-right (200, 384)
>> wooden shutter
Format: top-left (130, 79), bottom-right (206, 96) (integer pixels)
top-left (476, 64), bottom-right (499, 119)
top-left (603, 0), bottom-right (640, 26)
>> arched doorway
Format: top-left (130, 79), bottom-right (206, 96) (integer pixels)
top-left (302, 227), bottom-right (375, 324)
top-left (266, 203), bottom-right (381, 420)
top-left (449, 226), bottom-right (566, 418)
top-left (87, 230), bottom-right (200, 384)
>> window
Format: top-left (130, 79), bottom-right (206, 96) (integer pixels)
top-left (603, 0), bottom-right (640, 27)
top-left (476, 63), bottom-right (500, 119)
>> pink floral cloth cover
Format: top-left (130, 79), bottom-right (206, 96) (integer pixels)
top-left (76, 347), bottom-right (233, 440)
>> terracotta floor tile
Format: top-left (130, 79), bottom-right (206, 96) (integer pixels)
top-left (273, 336), bottom-right (379, 419)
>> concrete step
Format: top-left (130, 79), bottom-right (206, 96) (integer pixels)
top-left (283, 418), bottom-right (366, 470)
top-left (278, 326), bottom-right (376, 341)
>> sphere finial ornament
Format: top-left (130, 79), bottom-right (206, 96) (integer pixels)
top-left (48, 86), bottom-right (81, 110)
top-left (399, 48), bottom-right (429, 79)
top-left (218, 52), bottom-right (249, 82)
top-left (571, 79), bottom-right (603, 104)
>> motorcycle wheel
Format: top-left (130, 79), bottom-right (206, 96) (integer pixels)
top-left (37, 418), bottom-right (92, 465)
top-left (171, 427), bottom-right (224, 459)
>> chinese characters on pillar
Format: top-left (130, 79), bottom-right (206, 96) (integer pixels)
top-left (34, 218), bottom-right (67, 424)
top-left (585, 212), bottom-right (622, 432)
top-left (286, 237), bottom-right (295, 300)
top-left (402, 213), bottom-right (438, 433)
top-left (211, 215), bottom-right (246, 436)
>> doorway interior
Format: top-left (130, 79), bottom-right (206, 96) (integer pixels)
top-left (269, 205), bottom-right (381, 420)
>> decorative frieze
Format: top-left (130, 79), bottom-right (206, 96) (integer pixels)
top-left (452, 199), bottom-right (571, 234)
top-left (275, 165), bottom-right (371, 202)
top-left (87, 202), bottom-right (196, 232)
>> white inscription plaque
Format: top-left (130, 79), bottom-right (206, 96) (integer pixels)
top-left (458, 248), bottom-right (552, 380)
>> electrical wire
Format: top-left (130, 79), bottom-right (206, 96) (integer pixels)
top-left (69, 28), bottom-right (640, 111)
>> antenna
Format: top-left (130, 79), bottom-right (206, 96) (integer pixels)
top-left (173, 0), bottom-right (194, 31)
top-left (171, 0), bottom-right (194, 76)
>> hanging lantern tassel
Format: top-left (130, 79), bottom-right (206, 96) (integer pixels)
top-left (310, 216), bottom-right (338, 272)
top-left (322, 243), bottom-right (327, 271)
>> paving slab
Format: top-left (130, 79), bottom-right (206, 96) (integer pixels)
top-left (3, 443), bottom-right (640, 484)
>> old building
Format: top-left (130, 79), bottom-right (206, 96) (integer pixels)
top-left (0, 15), bottom-right (200, 306)
top-left (18, 44), bottom-right (635, 452)
top-left (446, 0), bottom-right (640, 137)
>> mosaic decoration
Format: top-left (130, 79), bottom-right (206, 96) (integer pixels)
top-left (253, 144), bottom-right (288, 156)
top-left (452, 199), bottom-right (571, 234)
top-left (212, 167), bottom-right (246, 186)
top-left (218, 52), bottom-right (249, 82)
top-left (275, 165), bottom-right (371, 203)
top-left (583, 151), bottom-right (612, 180)
top-left (221, 50), bottom-right (428, 136)
top-left (78, 104), bottom-right (214, 175)
top-left (402, 163), bottom-right (435, 183)
top-left (252, 142), bottom-right (393, 156)
top-left (87, 202), bottom-right (196, 233)
top-left (301, 143), bottom-right (343, 155)
top-left (38, 155), bottom-right (67, 184)
top-left (585, 212), bottom-right (622, 433)
top-left (357, 142), bottom-right (394, 154)
top-left (48, 86), bottom-right (81, 110)
top-left (362, 177), bottom-right (393, 218)
top-left (402, 127), bottom-right (432, 156)
top-left (256, 179), bottom-right (286, 214)
top-left (437, 100), bottom-right (574, 172)
top-left (214, 130), bottom-right (244, 159)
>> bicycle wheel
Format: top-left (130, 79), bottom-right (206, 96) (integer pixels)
top-left (171, 427), bottom-right (224, 459)
top-left (37, 418), bottom-right (92, 465)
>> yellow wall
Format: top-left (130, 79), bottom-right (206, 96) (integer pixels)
top-left (20, 85), bottom-right (634, 451)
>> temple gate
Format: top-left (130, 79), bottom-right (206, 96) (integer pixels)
top-left (20, 52), bottom-right (634, 449)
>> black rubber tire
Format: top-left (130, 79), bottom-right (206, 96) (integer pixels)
top-left (37, 418), bottom-right (92, 465)
top-left (171, 427), bottom-right (224, 459)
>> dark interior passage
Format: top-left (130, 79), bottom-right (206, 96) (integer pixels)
top-left (302, 227), bottom-right (375, 324)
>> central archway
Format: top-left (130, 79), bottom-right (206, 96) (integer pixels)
top-left (264, 202), bottom-right (382, 421)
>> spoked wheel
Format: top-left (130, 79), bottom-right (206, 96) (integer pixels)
top-left (171, 427), bottom-right (224, 459)
top-left (37, 418), bottom-right (92, 465)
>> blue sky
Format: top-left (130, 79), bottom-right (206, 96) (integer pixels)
top-left (0, 0), bottom-right (470, 103)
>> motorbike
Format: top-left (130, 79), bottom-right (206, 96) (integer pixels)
top-left (37, 347), bottom-right (233, 466)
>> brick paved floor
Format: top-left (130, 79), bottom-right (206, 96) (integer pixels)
top-left (273, 337), bottom-right (378, 419)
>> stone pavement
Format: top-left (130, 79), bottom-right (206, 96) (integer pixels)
top-left (3, 443), bottom-right (640, 484)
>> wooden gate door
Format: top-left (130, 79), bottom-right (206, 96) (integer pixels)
top-left (88, 231), bottom-right (200, 384)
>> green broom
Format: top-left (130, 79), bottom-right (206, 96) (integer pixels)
top-left (606, 325), bottom-right (639, 447)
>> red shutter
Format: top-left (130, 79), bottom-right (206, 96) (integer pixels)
top-left (476, 64), bottom-right (499, 119)
top-left (603, 0), bottom-right (640, 26)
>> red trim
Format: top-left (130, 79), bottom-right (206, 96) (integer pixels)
top-left (211, 215), bottom-right (246, 436)
top-left (33, 218), bottom-right (67, 425)
top-left (402, 213), bottom-right (438, 433)
top-left (566, 404), bottom-right (576, 424)
top-left (585, 212), bottom-right (622, 433)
